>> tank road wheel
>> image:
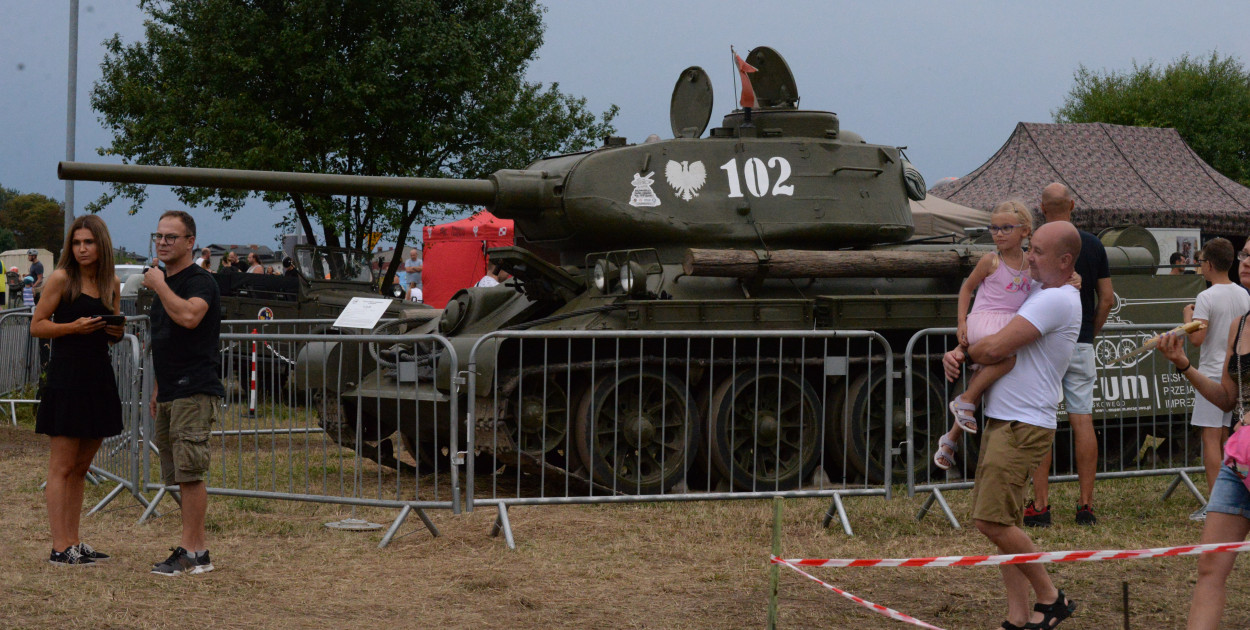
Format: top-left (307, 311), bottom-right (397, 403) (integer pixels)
top-left (574, 368), bottom-right (700, 495)
top-left (835, 367), bottom-right (951, 484)
top-left (708, 369), bottom-right (822, 491)
top-left (509, 374), bottom-right (572, 460)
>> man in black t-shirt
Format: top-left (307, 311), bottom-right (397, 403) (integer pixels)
top-left (27, 248), bottom-right (44, 304)
top-left (143, 210), bottom-right (224, 576)
top-left (1024, 183), bottom-right (1114, 528)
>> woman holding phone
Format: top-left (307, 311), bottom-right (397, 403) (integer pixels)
top-left (30, 214), bottom-right (125, 566)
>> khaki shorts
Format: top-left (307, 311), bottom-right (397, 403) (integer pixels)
top-left (970, 418), bottom-right (1054, 526)
top-left (154, 393), bottom-right (218, 486)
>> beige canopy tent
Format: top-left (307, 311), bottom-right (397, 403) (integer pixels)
top-left (908, 196), bottom-right (991, 239)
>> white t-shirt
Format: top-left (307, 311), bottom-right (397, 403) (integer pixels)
top-left (476, 276), bottom-right (499, 288)
top-left (1193, 283), bottom-right (1250, 378)
top-left (408, 287), bottom-right (423, 303)
top-left (983, 285), bottom-right (1081, 429)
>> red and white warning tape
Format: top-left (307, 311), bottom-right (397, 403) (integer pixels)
top-left (771, 556), bottom-right (947, 630)
top-left (779, 539), bottom-right (1250, 569)
top-left (775, 541), bottom-right (1250, 628)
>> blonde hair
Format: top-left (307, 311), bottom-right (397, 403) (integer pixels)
top-left (57, 214), bottom-right (118, 313)
top-left (991, 200), bottom-right (1034, 239)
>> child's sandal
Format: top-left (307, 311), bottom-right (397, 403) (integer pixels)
top-left (1031, 589), bottom-right (1076, 629)
top-left (933, 435), bottom-right (958, 470)
top-left (949, 397), bottom-right (978, 434)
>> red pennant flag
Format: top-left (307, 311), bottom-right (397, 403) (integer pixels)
top-left (735, 52), bottom-right (757, 109)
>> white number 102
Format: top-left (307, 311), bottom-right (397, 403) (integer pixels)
top-left (719, 157), bottom-right (794, 198)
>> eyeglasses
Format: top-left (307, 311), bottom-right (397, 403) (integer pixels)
top-left (986, 224), bottom-right (1023, 234)
top-left (152, 233), bottom-right (190, 244)
top-left (1195, 258), bottom-right (1206, 265)
top-left (1239, 251), bottom-right (1250, 262)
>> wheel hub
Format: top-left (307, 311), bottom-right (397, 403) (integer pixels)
top-left (519, 396), bottom-right (546, 432)
top-left (625, 415), bottom-right (656, 447)
top-left (757, 413), bottom-right (779, 445)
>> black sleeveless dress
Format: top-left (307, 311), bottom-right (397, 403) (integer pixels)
top-left (34, 293), bottom-right (124, 438)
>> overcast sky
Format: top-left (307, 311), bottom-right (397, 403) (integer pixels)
top-left (2, 1), bottom-right (1249, 256)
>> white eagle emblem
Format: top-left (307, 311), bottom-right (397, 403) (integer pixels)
top-left (665, 160), bottom-right (706, 201)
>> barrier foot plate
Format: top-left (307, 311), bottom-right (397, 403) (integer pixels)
top-left (325, 518), bottom-right (383, 531)
top-left (490, 503), bottom-right (516, 550)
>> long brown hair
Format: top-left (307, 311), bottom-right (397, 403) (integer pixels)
top-left (57, 214), bottom-right (118, 313)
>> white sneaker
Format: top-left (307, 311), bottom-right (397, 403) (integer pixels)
top-left (1189, 506), bottom-right (1207, 522)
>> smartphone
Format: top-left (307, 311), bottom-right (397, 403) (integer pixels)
top-left (100, 315), bottom-right (127, 326)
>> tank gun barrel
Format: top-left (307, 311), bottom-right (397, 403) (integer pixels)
top-left (58, 161), bottom-right (506, 208)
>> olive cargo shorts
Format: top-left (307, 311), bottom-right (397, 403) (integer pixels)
top-left (154, 393), bottom-right (218, 486)
top-left (970, 417), bottom-right (1054, 527)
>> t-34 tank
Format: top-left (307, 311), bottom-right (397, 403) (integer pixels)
top-left (60, 46), bottom-right (1183, 491)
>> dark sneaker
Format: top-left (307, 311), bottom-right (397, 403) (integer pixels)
top-left (76, 542), bottom-right (111, 562)
top-left (49, 545), bottom-right (96, 567)
top-left (1075, 504), bottom-right (1097, 525)
top-left (1023, 500), bottom-right (1051, 528)
top-left (151, 547), bottom-right (214, 576)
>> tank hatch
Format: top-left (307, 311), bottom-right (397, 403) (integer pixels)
top-left (670, 66), bottom-right (714, 139)
top-left (743, 46), bottom-right (798, 109)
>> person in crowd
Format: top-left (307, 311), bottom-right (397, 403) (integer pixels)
top-left (943, 221), bottom-right (1083, 630)
top-left (282, 257), bottom-right (299, 278)
top-left (1025, 183), bottom-right (1112, 527)
top-left (1171, 252), bottom-right (1190, 275)
top-left (476, 262), bottom-right (506, 288)
top-left (1157, 238), bottom-right (1250, 629)
top-left (245, 252), bottom-right (264, 274)
top-left (934, 201), bottom-right (1036, 469)
top-left (404, 248), bottom-right (423, 296)
top-left (197, 248), bottom-right (212, 271)
top-left (6, 266), bottom-right (20, 305)
top-left (218, 251), bottom-right (240, 274)
top-left (27, 248), bottom-right (44, 304)
top-left (30, 214), bottom-right (125, 566)
top-left (22, 275), bottom-right (36, 306)
top-left (143, 210), bottom-right (225, 576)
top-left (1183, 238), bottom-right (1250, 521)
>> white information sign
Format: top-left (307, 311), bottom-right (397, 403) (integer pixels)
top-left (332, 297), bottom-right (392, 330)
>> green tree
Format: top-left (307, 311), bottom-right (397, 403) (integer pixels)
top-left (0, 193), bottom-right (65, 256)
top-left (1055, 52), bottom-right (1250, 187)
top-left (0, 227), bottom-right (16, 253)
top-left (90, 0), bottom-right (616, 287)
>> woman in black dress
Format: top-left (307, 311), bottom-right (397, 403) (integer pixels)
top-left (31, 215), bottom-right (125, 566)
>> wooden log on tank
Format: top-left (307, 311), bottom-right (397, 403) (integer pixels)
top-left (682, 248), bottom-right (987, 278)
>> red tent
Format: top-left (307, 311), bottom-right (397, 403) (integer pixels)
top-left (422, 210), bottom-right (515, 308)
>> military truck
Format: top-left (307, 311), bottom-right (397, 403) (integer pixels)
top-left (60, 46), bottom-right (1202, 493)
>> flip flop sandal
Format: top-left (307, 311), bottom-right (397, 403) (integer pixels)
top-left (1000, 622), bottom-right (1030, 630)
top-left (949, 397), bottom-right (978, 434)
top-left (1030, 589), bottom-right (1077, 629)
top-left (933, 435), bottom-right (958, 470)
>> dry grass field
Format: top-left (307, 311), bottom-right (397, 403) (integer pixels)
top-left (3, 417), bottom-right (1249, 630)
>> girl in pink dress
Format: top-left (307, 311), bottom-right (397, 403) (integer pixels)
top-left (934, 201), bottom-right (1035, 470)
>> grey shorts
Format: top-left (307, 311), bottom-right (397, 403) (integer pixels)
top-left (154, 393), bottom-right (218, 486)
top-left (1061, 342), bottom-right (1096, 416)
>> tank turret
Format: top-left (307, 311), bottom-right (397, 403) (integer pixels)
top-left (61, 47), bottom-right (922, 267)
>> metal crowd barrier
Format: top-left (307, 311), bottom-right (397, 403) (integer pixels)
top-left (0, 307), bottom-right (40, 401)
top-left (464, 330), bottom-right (893, 546)
top-left (136, 329), bottom-right (459, 547)
top-left (905, 324), bottom-right (1203, 529)
top-left (85, 333), bottom-right (152, 515)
